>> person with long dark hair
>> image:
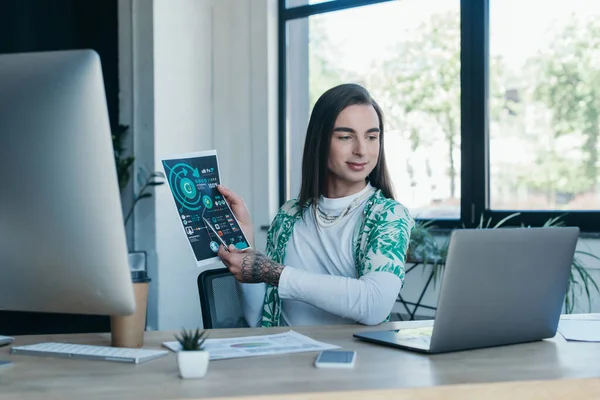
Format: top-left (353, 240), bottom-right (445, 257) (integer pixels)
top-left (217, 83), bottom-right (414, 327)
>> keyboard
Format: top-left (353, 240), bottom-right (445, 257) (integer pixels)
top-left (10, 342), bottom-right (169, 364)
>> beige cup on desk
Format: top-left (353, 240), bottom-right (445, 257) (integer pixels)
top-left (110, 270), bottom-right (151, 348)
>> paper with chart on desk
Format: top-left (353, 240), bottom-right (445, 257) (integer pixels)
top-left (162, 330), bottom-right (339, 360)
top-left (558, 319), bottom-right (600, 342)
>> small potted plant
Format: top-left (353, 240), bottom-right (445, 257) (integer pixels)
top-left (175, 328), bottom-right (209, 379)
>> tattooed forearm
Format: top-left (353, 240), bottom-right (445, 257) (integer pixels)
top-left (240, 250), bottom-right (284, 286)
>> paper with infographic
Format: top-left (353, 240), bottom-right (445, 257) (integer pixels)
top-left (162, 150), bottom-right (251, 267)
top-left (161, 330), bottom-right (340, 360)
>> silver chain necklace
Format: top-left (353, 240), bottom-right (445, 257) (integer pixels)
top-left (316, 187), bottom-right (375, 228)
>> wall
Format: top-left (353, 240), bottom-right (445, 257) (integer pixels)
top-left (152, 0), bottom-right (214, 330)
top-left (119, 0), bottom-right (278, 330)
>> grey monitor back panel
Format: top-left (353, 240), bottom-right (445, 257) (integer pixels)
top-left (0, 50), bottom-right (135, 316)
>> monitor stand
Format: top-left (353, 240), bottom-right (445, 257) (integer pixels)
top-left (1, 334), bottom-right (14, 366)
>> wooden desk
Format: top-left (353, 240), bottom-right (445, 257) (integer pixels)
top-left (1, 315), bottom-right (599, 400)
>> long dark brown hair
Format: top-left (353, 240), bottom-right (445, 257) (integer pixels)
top-left (298, 83), bottom-right (395, 209)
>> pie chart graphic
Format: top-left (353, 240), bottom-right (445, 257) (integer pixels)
top-left (181, 178), bottom-right (196, 199)
top-left (202, 195), bottom-right (213, 209)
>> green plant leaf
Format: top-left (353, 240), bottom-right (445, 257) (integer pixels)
top-left (175, 328), bottom-right (208, 351)
top-left (492, 212), bottom-right (521, 229)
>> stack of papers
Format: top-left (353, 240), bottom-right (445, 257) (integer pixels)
top-left (162, 330), bottom-right (339, 360)
top-left (558, 319), bottom-right (600, 342)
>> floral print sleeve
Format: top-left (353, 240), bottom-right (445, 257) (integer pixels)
top-left (262, 200), bottom-right (303, 327)
top-left (353, 196), bottom-right (414, 324)
top-left (355, 196), bottom-right (415, 286)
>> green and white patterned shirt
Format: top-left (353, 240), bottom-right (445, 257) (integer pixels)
top-left (261, 189), bottom-right (415, 327)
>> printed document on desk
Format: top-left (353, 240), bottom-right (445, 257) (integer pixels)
top-left (161, 150), bottom-right (251, 267)
top-left (162, 330), bottom-right (340, 360)
top-left (558, 319), bottom-right (600, 342)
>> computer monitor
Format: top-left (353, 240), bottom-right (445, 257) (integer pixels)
top-left (0, 50), bottom-right (135, 316)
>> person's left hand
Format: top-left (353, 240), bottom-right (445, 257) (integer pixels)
top-left (218, 245), bottom-right (284, 286)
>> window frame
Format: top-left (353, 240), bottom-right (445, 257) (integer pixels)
top-left (278, 0), bottom-right (600, 232)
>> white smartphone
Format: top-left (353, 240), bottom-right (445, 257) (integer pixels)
top-left (203, 216), bottom-right (229, 248)
top-left (314, 350), bottom-right (357, 369)
top-left (201, 195), bottom-right (252, 251)
top-left (203, 216), bottom-right (251, 252)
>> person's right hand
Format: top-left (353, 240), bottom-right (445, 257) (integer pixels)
top-left (217, 185), bottom-right (255, 247)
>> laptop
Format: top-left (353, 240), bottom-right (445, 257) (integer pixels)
top-left (353, 227), bottom-right (580, 354)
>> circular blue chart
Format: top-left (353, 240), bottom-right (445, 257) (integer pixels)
top-left (167, 163), bottom-right (203, 211)
top-left (180, 178), bottom-right (197, 199)
top-left (202, 195), bottom-right (213, 209)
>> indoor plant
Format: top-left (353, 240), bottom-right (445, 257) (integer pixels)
top-left (407, 213), bottom-right (600, 314)
top-left (112, 124), bottom-right (165, 227)
top-left (175, 328), bottom-right (209, 379)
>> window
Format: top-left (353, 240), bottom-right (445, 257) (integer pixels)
top-left (279, 0), bottom-right (600, 231)
top-left (488, 0), bottom-right (600, 220)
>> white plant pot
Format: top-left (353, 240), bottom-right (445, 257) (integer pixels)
top-left (177, 350), bottom-right (209, 379)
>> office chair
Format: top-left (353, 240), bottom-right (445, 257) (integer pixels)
top-left (197, 268), bottom-right (249, 329)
